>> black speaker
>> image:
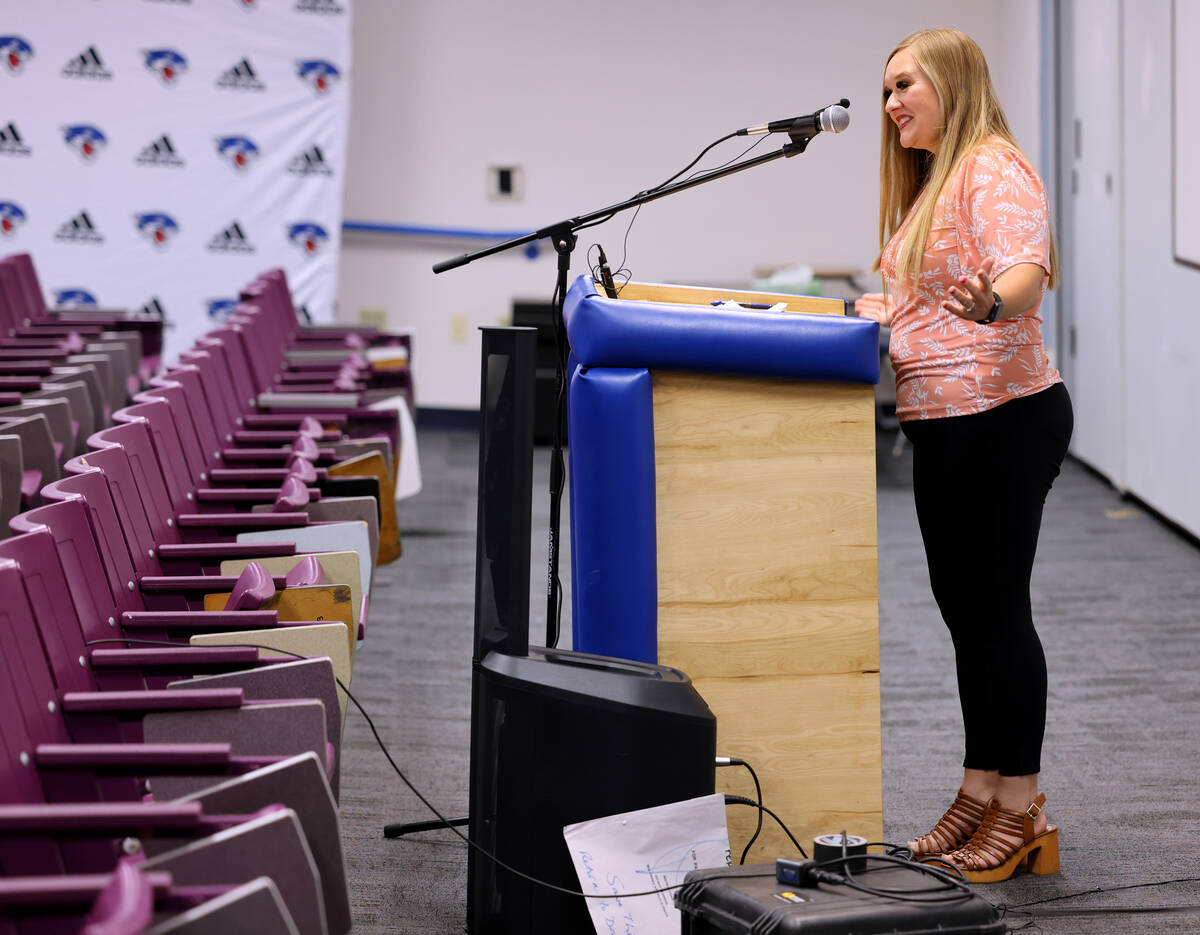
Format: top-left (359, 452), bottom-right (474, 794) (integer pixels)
top-left (467, 329), bottom-right (716, 934)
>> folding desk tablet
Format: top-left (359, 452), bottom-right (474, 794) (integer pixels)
top-left (565, 275), bottom-right (883, 855)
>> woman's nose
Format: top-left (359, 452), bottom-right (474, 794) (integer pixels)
top-left (885, 94), bottom-right (900, 113)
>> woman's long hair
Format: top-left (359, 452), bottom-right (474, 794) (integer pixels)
top-left (873, 27), bottom-right (1058, 289)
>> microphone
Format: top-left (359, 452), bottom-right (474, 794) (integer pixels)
top-left (737, 99), bottom-right (850, 138)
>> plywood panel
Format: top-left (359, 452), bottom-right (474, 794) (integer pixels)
top-left (704, 673), bottom-right (883, 857)
top-left (653, 371), bottom-right (881, 856)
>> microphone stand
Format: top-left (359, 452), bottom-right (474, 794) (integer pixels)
top-left (383, 128), bottom-right (827, 843)
top-left (432, 127), bottom-right (824, 654)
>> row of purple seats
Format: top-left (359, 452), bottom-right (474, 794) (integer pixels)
top-left (1, 253), bottom-right (162, 518)
top-left (1, 260), bottom-right (417, 933)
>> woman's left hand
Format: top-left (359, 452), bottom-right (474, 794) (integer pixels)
top-left (942, 256), bottom-right (997, 322)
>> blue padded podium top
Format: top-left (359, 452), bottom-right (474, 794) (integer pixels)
top-left (563, 274), bottom-right (879, 384)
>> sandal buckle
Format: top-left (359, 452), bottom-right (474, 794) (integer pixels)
top-left (1025, 801), bottom-right (1043, 820)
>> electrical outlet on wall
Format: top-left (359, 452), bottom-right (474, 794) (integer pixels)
top-left (358, 307), bottom-right (387, 328)
top-left (450, 314), bottom-right (468, 343)
top-left (488, 165), bottom-right (523, 200)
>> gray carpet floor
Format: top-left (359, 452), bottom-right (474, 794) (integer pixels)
top-left (338, 426), bottom-right (1200, 933)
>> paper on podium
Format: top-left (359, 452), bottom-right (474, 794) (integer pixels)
top-left (563, 793), bottom-right (731, 935)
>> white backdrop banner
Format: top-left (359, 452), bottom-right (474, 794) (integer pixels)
top-left (0, 0), bottom-right (351, 363)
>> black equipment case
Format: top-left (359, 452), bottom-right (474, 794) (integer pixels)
top-left (675, 862), bottom-right (1008, 934)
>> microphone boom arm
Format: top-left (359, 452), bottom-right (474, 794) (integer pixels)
top-left (432, 126), bottom-right (831, 648)
top-left (432, 138), bottom-right (807, 275)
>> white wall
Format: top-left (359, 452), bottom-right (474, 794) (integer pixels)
top-left (1117, 1), bottom-right (1200, 536)
top-left (338, 0), bottom-right (1044, 410)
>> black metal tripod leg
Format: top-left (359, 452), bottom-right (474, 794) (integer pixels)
top-left (383, 816), bottom-right (470, 839)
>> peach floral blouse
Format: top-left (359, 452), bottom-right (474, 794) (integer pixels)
top-left (874, 137), bottom-right (1061, 421)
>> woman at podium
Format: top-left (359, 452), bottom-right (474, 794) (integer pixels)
top-left (854, 27), bottom-right (1072, 882)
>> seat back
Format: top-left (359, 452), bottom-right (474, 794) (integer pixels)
top-left (67, 446), bottom-right (162, 576)
top-left (8, 252), bottom-right (49, 317)
top-left (131, 383), bottom-right (208, 486)
top-left (181, 344), bottom-right (244, 430)
top-left (10, 499), bottom-right (158, 651)
top-left (202, 327), bottom-right (260, 409)
top-left (0, 413), bottom-right (59, 498)
top-left (39, 474), bottom-right (144, 615)
top-left (87, 421), bottom-right (178, 544)
top-left (113, 400), bottom-right (195, 516)
top-left (0, 529), bottom-right (119, 696)
top-left (0, 432), bottom-right (23, 533)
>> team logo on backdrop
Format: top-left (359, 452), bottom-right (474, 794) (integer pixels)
top-left (295, 0), bottom-right (345, 14)
top-left (136, 134), bottom-right (185, 167)
top-left (216, 135), bottom-right (259, 170)
top-left (235, 0), bottom-right (257, 8)
top-left (144, 49), bottom-right (187, 84)
top-left (135, 211), bottom-right (180, 247)
top-left (63, 46), bottom-right (113, 80)
top-left (206, 297), bottom-right (239, 318)
top-left (287, 144), bottom-right (333, 176)
top-left (208, 220), bottom-right (256, 254)
top-left (0, 122), bottom-right (32, 156)
top-left (1, 36), bottom-right (34, 74)
top-left (217, 58), bottom-right (266, 91)
top-left (54, 288), bottom-right (101, 309)
top-left (288, 222), bottom-right (328, 256)
top-left (297, 60), bottom-right (339, 93)
top-left (0, 201), bottom-right (27, 236)
top-left (55, 210), bottom-right (105, 244)
top-left (63, 125), bottom-right (108, 160)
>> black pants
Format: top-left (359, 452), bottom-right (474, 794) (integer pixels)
top-left (900, 382), bottom-right (1073, 776)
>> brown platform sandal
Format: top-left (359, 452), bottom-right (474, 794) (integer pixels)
top-left (908, 788), bottom-right (990, 857)
top-left (943, 792), bottom-right (1060, 882)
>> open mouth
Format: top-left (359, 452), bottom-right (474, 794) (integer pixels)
top-left (897, 115), bottom-right (913, 130)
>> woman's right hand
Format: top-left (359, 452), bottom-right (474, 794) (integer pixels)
top-left (854, 292), bottom-right (894, 326)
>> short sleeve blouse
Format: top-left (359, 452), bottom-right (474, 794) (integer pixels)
top-left (879, 137), bottom-right (1061, 421)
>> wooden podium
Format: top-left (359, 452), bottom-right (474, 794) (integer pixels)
top-left (564, 277), bottom-right (882, 857)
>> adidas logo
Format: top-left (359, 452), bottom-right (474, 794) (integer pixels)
top-left (135, 134), bottom-right (185, 167)
top-left (55, 211), bottom-right (105, 244)
top-left (216, 58), bottom-right (266, 90)
top-left (0, 122), bottom-right (32, 156)
top-left (62, 45), bottom-right (113, 80)
top-left (287, 144), bottom-right (333, 176)
top-left (137, 297), bottom-right (168, 322)
top-left (295, 0), bottom-right (345, 13)
top-left (207, 220), bottom-right (256, 254)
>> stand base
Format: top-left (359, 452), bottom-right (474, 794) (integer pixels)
top-left (383, 816), bottom-right (468, 839)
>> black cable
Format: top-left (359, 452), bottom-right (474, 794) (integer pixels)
top-left (643, 131), bottom-right (740, 196)
top-left (717, 758), bottom-right (763, 865)
top-left (1012, 875), bottom-right (1200, 910)
top-left (723, 795), bottom-right (807, 859)
top-left (610, 131), bottom-right (772, 294)
top-left (84, 637), bottom-right (764, 902)
top-left (88, 638), bottom-right (1195, 921)
top-left (611, 202), bottom-right (642, 295)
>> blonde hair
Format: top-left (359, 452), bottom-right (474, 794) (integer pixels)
top-left (873, 27), bottom-right (1058, 289)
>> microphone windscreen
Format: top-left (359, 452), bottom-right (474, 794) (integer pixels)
top-left (822, 105), bottom-right (851, 134)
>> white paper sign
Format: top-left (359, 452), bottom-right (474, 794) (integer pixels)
top-left (563, 793), bottom-right (732, 935)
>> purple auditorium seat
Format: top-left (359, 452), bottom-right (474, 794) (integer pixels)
top-left (6, 500), bottom-right (344, 795)
top-left (4, 253), bottom-right (162, 382)
top-left (0, 547), bottom-right (329, 778)
top-left (0, 548), bottom-right (348, 931)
